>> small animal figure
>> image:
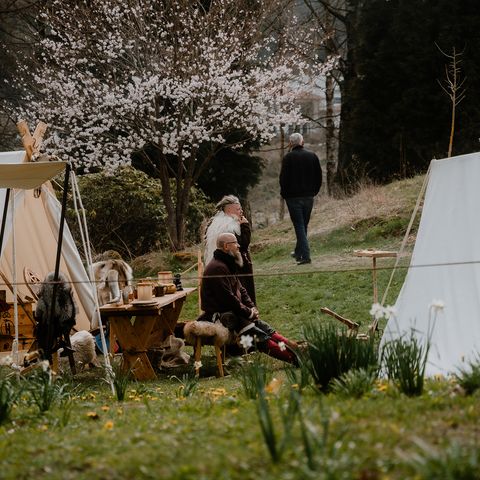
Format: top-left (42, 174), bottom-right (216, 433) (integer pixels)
top-left (92, 258), bottom-right (133, 306)
top-left (59, 330), bottom-right (99, 371)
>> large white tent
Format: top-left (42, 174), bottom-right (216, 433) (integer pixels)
top-left (0, 150), bottom-right (95, 332)
top-left (381, 152), bottom-right (480, 376)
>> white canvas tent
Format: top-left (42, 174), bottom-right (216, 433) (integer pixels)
top-left (380, 152), bottom-right (480, 376)
top-left (0, 150), bottom-right (95, 332)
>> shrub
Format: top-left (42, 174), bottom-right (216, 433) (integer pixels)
top-left (0, 376), bottom-right (20, 425)
top-left (330, 367), bottom-right (378, 399)
top-left (381, 330), bottom-right (430, 396)
top-left (68, 167), bottom-right (213, 257)
top-left (454, 355), bottom-right (480, 395)
top-left (27, 366), bottom-right (70, 413)
top-left (301, 322), bottom-right (377, 392)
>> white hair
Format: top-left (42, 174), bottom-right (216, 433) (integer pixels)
top-left (289, 132), bottom-right (304, 147)
top-left (215, 195), bottom-right (240, 211)
top-left (203, 212), bottom-right (240, 264)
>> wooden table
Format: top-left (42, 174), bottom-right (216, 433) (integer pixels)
top-left (99, 288), bottom-right (195, 380)
top-left (353, 249), bottom-right (397, 303)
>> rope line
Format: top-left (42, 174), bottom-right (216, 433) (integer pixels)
top-left (2, 257), bottom-right (480, 288)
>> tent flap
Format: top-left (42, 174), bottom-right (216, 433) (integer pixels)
top-left (0, 161), bottom-right (66, 189)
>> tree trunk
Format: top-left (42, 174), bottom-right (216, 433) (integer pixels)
top-left (278, 123), bottom-right (286, 220)
top-left (325, 73), bottom-right (336, 195)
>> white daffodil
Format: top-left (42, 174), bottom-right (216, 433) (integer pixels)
top-left (384, 305), bottom-right (397, 319)
top-left (429, 299), bottom-right (445, 312)
top-left (278, 341), bottom-right (286, 352)
top-left (239, 334), bottom-right (254, 350)
top-left (369, 303), bottom-right (385, 320)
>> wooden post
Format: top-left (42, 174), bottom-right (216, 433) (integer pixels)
top-left (372, 257), bottom-right (378, 304)
top-left (17, 120), bottom-right (47, 162)
top-left (194, 337), bottom-right (202, 377)
top-left (17, 120), bottom-right (34, 161)
top-left (214, 344), bottom-right (224, 377)
top-left (197, 249), bottom-right (203, 315)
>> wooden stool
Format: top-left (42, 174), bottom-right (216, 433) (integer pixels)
top-left (183, 321), bottom-right (236, 377)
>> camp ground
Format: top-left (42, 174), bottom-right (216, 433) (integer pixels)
top-left (0, 122), bottom-right (109, 372)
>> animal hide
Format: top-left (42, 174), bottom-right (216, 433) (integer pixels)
top-left (183, 320), bottom-right (235, 347)
top-left (148, 334), bottom-right (190, 369)
top-left (34, 271), bottom-right (77, 355)
top-left (92, 259), bottom-right (133, 305)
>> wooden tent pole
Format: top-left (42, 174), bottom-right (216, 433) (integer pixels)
top-left (53, 163), bottom-right (71, 281)
top-left (47, 163), bottom-right (75, 374)
top-left (0, 188), bottom-right (10, 254)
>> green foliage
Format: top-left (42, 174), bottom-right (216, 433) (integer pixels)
top-left (339, 0), bottom-right (480, 184)
top-left (197, 142), bottom-right (264, 203)
top-left (330, 367), bottom-right (377, 399)
top-left (107, 360), bottom-right (131, 402)
top-left (381, 330), bottom-right (430, 396)
top-left (253, 362), bottom-right (298, 464)
top-left (404, 438), bottom-right (480, 480)
top-left (284, 359), bottom-right (311, 393)
top-left (454, 355), bottom-right (480, 395)
top-left (27, 367), bottom-right (70, 413)
top-left (171, 374), bottom-right (199, 398)
top-left (235, 356), bottom-right (273, 400)
top-left (301, 322), bottom-right (378, 392)
top-left (0, 375), bottom-right (20, 425)
top-left (69, 166), bottom-right (212, 258)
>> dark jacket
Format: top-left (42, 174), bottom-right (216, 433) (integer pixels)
top-left (237, 222), bottom-right (256, 304)
top-left (279, 145), bottom-right (322, 199)
top-left (200, 249), bottom-right (255, 321)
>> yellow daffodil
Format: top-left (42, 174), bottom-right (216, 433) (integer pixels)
top-left (103, 421), bottom-right (114, 430)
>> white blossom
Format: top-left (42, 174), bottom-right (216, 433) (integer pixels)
top-left (429, 299), bottom-right (445, 313)
top-left (278, 341), bottom-right (287, 352)
top-left (239, 335), bottom-right (254, 350)
top-left (369, 303), bottom-right (385, 320)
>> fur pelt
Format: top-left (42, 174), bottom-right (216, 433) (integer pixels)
top-left (203, 211), bottom-right (241, 265)
top-left (147, 334), bottom-right (190, 369)
top-left (58, 330), bottom-right (99, 372)
top-left (183, 320), bottom-right (235, 347)
top-left (34, 271), bottom-right (77, 355)
top-left (92, 258), bottom-right (133, 306)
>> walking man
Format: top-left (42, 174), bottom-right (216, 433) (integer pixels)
top-left (279, 132), bottom-right (322, 265)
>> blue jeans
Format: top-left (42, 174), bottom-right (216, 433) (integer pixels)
top-left (285, 197), bottom-right (314, 261)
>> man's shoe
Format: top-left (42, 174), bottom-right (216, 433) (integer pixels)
top-left (297, 258), bottom-right (312, 265)
top-left (290, 251), bottom-right (298, 259)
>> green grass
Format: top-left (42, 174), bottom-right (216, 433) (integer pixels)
top-left (1, 175), bottom-right (477, 479)
top-left (0, 371), bottom-right (478, 479)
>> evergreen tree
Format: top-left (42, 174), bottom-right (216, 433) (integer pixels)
top-left (338, 0), bottom-right (480, 184)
